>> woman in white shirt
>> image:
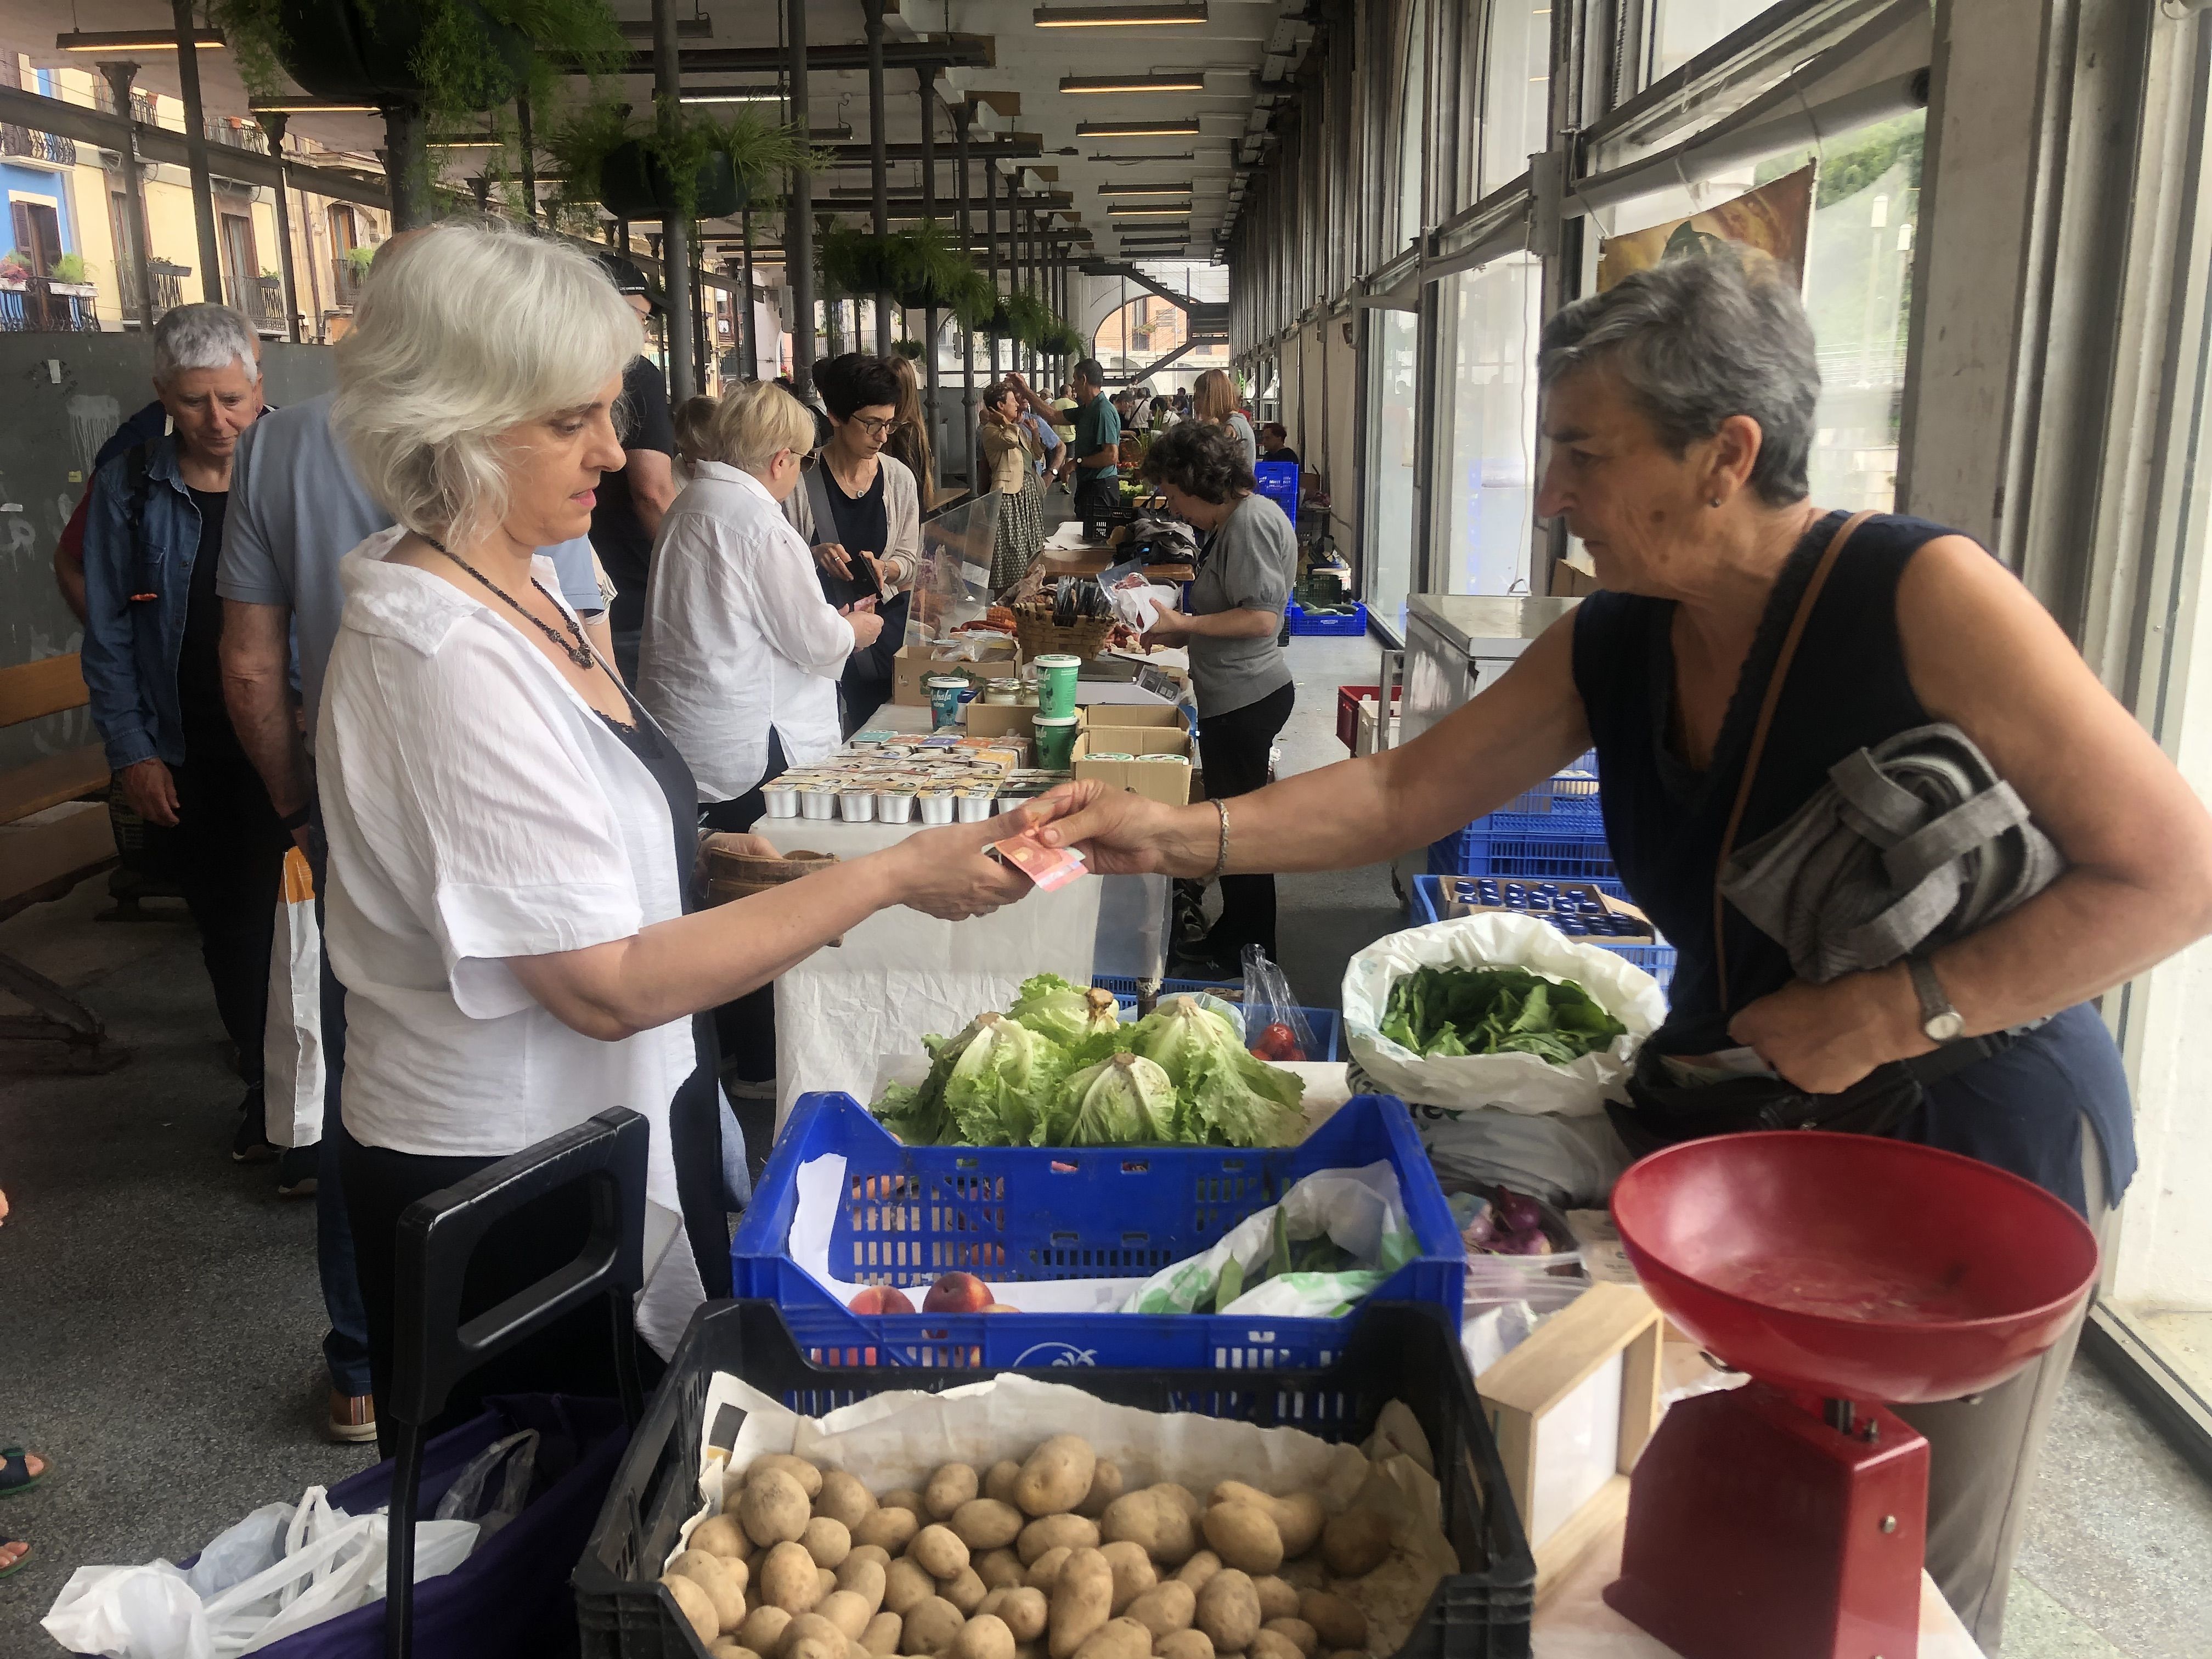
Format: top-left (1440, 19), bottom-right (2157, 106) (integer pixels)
top-left (317, 222), bottom-right (1032, 1447)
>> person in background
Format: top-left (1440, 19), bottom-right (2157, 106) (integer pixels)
top-left (671, 392), bottom-right (720, 479)
top-left (1000, 368), bottom-right (1064, 486)
top-left (80, 305), bottom-right (288, 1167)
top-left (882, 355), bottom-right (937, 509)
top-left (1058, 358), bottom-right (1122, 521)
top-left (317, 223), bottom-right (1031, 1447)
top-left (1128, 420), bottom-right (1296, 975)
top-left (588, 255), bottom-right (680, 685)
top-left (1193, 368), bottom-right (1258, 472)
top-left (784, 353), bottom-right (923, 731)
top-left (1172, 387), bottom-right (1192, 421)
top-left (1259, 422), bottom-right (1301, 466)
top-left (0, 1187), bottom-right (50, 1578)
top-left (218, 230), bottom-right (616, 1447)
top-left (980, 376), bottom-right (1046, 593)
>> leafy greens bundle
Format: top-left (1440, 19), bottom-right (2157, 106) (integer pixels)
top-left (875, 977), bottom-right (1305, 1148)
top-left (1380, 964), bottom-right (1627, 1065)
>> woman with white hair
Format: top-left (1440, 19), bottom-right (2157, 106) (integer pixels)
top-left (80, 302), bottom-right (282, 1161)
top-left (319, 223), bottom-right (1032, 1445)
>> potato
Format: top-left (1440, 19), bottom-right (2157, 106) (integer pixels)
top-left (1259, 1622), bottom-right (1314, 1658)
top-left (1124, 1583), bottom-right (1196, 1640)
top-left (862, 1613), bottom-right (905, 1656)
top-left (1200, 1508), bottom-right (1282, 1578)
top-left (1099, 1543), bottom-right (1154, 1615)
top-left (883, 1489), bottom-right (928, 1517)
top-left (1047, 1547), bottom-right (1115, 1659)
top-left (1207, 1487), bottom-right (1323, 1562)
top-left (1019, 1515), bottom-right (1101, 1566)
top-left (857, 1508), bottom-right (922, 1554)
top-left (1295, 1596), bottom-right (1363, 1653)
top-left (1319, 1512), bottom-right (1391, 1579)
top-left (821, 1592), bottom-right (875, 1640)
top-left (752, 1455), bottom-right (826, 1500)
top-left (911, 1525), bottom-right (971, 1581)
top-left (743, 1471), bottom-right (817, 1548)
top-left (885, 1558), bottom-right (938, 1616)
top-left (764, 1541), bottom-right (827, 1614)
top-left (1156, 1633), bottom-right (1214, 1659)
top-left (1071, 1618), bottom-right (1151, 1659)
top-left (927, 1464), bottom-right (981, 1520)
top-left (1014, 1436), bottom-right (1098, 1519)
top-left (786, 1630), bottom-right (844, 1659)
top-left (1249, 1581), bottom-right (1297, 1624)
top-left (816, 1471), bottom-right (877, 1530)
top-left (696, 1514), bottom-right (755, 1562)
top-left (674, 1550), bottom-right (749, 1632)
top-left (977, 1547), bottom-right (1026, 1590)
top-left (806, 1518), bottom-right (856, 1568)
top-left (955, 1613), bottom-right (1017, 1659)
top-left (1193, 1571), bottom-right (1260, 1655)
top-left (710, 1644), bottom-right (763, 1659)
top-left (849, 1545), bottom-right (894, 1576)
top-left (903, 1596), bottom-right (967, 1657)
top-left (1075, 1462), bottom-right (1124, 1521)
top-left (786, 1613), bottom-right (848, 1657)
top-left (941, 1565), bottom-right (989, 1615)
top-left (1245, 1633), bottom-right (1301, 1659)
top-left (1325, 1650), bottom-right (1366, 1659)
top-left (1025, 1547), bottom-right (1073, 1592)
top-left (740, 1605), bottom-right (795, 1655)
top-left (953, 1499), bottom-right (1027, 1551)
top-left (1101, 1492), bottom-right (1195, 1568)
top-left (665, 1573), bottom-right (721, 1644)
top-left (820, 1569), bottom-right (840, 1600)
top-left (838, 1556), bottom-right (889, 1613)
top-left (981, 1586), bottom-right (1049, 1641)
top-left (984, 1461), bottom-right (1024, 1506)
top-left (1172, 1554), bottom-right (1221, 1594)
top-left (1150, 1486), bottom-right (1203, 1524)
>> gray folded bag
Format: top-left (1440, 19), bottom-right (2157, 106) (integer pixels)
top-left (1719, 722), bottom-right (2067, 983)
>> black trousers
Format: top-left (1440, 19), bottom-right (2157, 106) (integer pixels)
top-left (1196, 681), bottom-right (1295, 963)
top-left (172, 754), bottom-right (290, 1084)
top-left (701, 732), bottom-right (787, 1083)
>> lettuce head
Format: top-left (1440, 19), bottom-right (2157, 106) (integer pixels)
top-left (1008, 972), bottom-right (1128, 1063)
top-left (1036, 1052), bottom-right (1179, 1146)
top-left (1128, 996), bottom-right (1305, 1147)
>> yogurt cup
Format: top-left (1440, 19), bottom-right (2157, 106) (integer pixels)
top-left (760, 782), bottom-right (799, 820)
top-left (876, 788), bottom-right (916, 823)
top-left (955, 787), bottom-right (996, 823)
top-left (927, 675), bottom-right (969, 730)
top-left (916, 788), bottom-right (956, 825)
top-left (797, 786), bottom-right (837, 821)
top-left (838, 789), bottom-right (878, 822)
top-left (1035, 653), bottom-right (1081, 720)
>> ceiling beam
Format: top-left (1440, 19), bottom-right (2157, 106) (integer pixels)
top-left (606, 37), bottom-right (994, 76)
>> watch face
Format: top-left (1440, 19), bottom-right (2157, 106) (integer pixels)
top-left (1926, 1011), bottom-right (1966, 1043)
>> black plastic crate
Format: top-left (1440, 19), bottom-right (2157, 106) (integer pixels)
top-left (574, 1300), bottom-right (1533, 1659)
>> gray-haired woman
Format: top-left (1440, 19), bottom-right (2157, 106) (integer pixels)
top-left (1033, 247), bottom-right (2212, 1647)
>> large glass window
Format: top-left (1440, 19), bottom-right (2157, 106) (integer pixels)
top-left (1481, 2), bottom-right (1553, 196)
top-left (1398, 0), bottom-right (1429, 246)
top-left (1365, 307), bottom-right (1420, 637)
top-left (1436, 253), bottom-right (1542, 595)
top-left (1645, 0), bottom-right (1774, 84)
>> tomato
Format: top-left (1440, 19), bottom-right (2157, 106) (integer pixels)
top-left (1251, 1022), bottom-right (1304, 1062)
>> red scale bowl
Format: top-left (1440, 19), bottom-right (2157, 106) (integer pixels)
top-left (1611, 1131), bottom-right (2100, 1403)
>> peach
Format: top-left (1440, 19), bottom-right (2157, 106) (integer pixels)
top-left (924, 1272), bottom-right (995, 1314)
top-left (849, 1285), bottom-right (917, 1315)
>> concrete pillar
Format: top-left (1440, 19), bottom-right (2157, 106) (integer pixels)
top-left (984, 156), bottom-right (999, 376)
top-left (786, 0), bottom-right (815, 386)
top-left (955, 101), bottom-right (977, 487)
top-left (652, 0), bottom-right (696, 400)
top-left (171, 0), bottom-right (223, 302)
top-left (865, 0), bottom-right (891, 356)
top-left (252, 111), bottom-right (301, 342)
top-left (99, 63), bottom-right (155, 331)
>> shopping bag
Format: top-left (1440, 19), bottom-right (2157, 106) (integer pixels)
top-left (263, 848), bottom-right (324, 1150)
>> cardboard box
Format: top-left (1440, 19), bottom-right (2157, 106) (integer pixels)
top-left (1082, 703), bottom-right (1189, 733)
top-left (964, 701), bottom-right (1054, 741)
top-left (893, 638), bottom-right (1019, 707)
top-left (1073, 727), bottom-right (1195, 806)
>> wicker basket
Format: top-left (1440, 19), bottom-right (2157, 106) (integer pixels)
top-left (1013, 604), bottom-right (1116, 662)
top-left (704, 848), bottom-right (842, 944)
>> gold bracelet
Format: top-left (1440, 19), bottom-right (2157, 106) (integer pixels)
top-left (1210, 798), bottom-right (1231, 877)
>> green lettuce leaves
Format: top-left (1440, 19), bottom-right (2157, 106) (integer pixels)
top-left (1380, 965), bottom-right (1626, 1065)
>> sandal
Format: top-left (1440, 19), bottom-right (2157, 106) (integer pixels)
top-left (0, 1446), bottom-right (48, 1497)
top-left (0, 1534), bottom-right (26, 1577)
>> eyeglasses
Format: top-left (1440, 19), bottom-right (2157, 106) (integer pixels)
top-left (850, 415), bottom-right (898, 438)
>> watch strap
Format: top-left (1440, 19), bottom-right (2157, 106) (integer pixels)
top-left (1906, 955), bottom-right (1962, 1040)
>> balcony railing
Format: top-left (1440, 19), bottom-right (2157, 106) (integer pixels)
top-left (0, 123), bottom-right (76, 167)
top-left (206, 117), bottom-right (268, 154)
top-left (235, 272), bottom-right (287, 332)
top-left (0, 276), bottom-right (100, 334)
top-left (329, 257), bottom-right (370, 308)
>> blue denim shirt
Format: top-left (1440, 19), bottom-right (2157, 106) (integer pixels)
top-left (79, 433), bottom-right (205, 771)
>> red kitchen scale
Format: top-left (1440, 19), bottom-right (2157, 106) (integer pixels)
top-left (1604, 1131), bottom-right (2100, 1659)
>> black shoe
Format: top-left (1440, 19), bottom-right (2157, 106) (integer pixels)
top-left (275, 1144), bottom-right (318, 1198)
top-left (230, 1085), bottom-right (277, 1164)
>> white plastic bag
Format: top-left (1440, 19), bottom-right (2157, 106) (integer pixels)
top-left (1342, 912), bottom-right (1667, 1117)
top-left (1405, 1099), bottom-right (1630, 1209)
top-left (263, 848), bottom-right (324, 1150)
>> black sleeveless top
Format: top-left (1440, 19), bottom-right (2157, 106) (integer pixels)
top-left (1570, 510), bottom-right (2132, 1214)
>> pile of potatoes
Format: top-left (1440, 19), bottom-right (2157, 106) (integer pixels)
top-left (660, 1437), bottom-right (1397, 1659)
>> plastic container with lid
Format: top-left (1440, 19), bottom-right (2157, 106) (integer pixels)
top-left (797, 786), bottom-right (837, 821)
top-left (838, 788), bottom-right (877, 822)
top-left (760, 782), bottom-right (799, 820)
top-left (877, 788), bottom-right (916, 824)
top-left (916, 788), bottom-right (956, 825)
top-left (954, 787), bottom-right (996, 823)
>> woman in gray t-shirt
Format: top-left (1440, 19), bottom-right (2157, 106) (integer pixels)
top-left (1137, 421), bottom-right (1297, 974)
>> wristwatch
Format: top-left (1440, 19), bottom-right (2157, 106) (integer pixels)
top-left (1906, 956), bottom-right (1965, 1043)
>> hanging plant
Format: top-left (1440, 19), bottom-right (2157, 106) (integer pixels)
top-left (883, 219), bottom-right (974, 310)
top-left (891, 337), bottom-right (925, 363)
top-left (817, 221), bottom-right (891, 302)
top-left (947, 268), bottom-right (998, 332)
top-left (549, 96), bottom-right (741, 222)
top-left (1039, 320), bottom-right (1086, 359)
top-left (1002, 289), bottom-right (1055, 349)
top-left (701, 109), bottom-right (819, 211)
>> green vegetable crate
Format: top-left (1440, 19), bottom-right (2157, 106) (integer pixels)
top-left (728, 1092), bottom-right (1464, 1370)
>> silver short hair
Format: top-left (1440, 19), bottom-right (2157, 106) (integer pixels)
top-left (331, 219), bottom-right (641, 545)
top-left (151, 303), bottom-right (259, 386)
top-left (1538, 247), bottom-right (1819, 506)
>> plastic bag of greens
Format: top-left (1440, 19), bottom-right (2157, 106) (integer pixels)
top-left (1119, 1161), bottom-right (1417, 1318)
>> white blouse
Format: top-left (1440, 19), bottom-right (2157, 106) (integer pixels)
top-left (318, 528), bottom-right (702, 1355)
top-left (637, 462), bottom-right (851, 800)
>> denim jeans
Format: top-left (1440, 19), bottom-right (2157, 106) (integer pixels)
top-left (308, 816), bottom-right (374, 1397)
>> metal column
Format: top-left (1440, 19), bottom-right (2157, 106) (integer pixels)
top-left (865, 0), bottom-right (891, 355)
top-left (984, 157), bottom-right (999, 375)
top-left (253, 111), bottom-right (301, 342)
top-left (516, 94), bottom-right (538, 224)
top-left (171, 0), bottom-right (223, 303)
top-left (740, 210), bottom-right (758, 379)
top-left (100, 62), bottom-right (155, 331)
top-left (918, 67), bottom-right (940, 495)
top-left (955, 101), bottom-right (977, 487)
top-left (786, 0), bottom-right (815, 385)
top-left (652, 0), bottom-right (696, 400)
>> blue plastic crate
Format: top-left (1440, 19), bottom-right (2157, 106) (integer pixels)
top-left (1407, 874), bottom-right (1677, 992)
top-left (1427, 815), bottom-right (1621, 885)
top-left (1285, 599), bottom-right (1368, 636)
top-left (730, 1093), bottom-right (1464, 1370)
top-left (1254, 459), bottom-right (1299, 523)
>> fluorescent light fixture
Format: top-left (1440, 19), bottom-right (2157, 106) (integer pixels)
top-left (59, 29), bottom-right (222, 49)
top-left (1035, 4), bottom-right (1209, 24)
top-left (681, 87), bottom-right (781, 104)
top-left (1059, 73), bottom-right (1206, 94)
top-left (1078, 119), bottom-right (1202, 137)
top-left (1096, 185), bottom-right (1194, 197)
top-left (1109, 207), bottom-right (1192, 218)
top-left (250, 98), bottom-right (379, 113)
top-left (430, 136), bottom-right (502, 148)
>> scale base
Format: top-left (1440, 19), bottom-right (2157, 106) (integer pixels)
top-left (1604, 1381), bottom-right (1928, 1659)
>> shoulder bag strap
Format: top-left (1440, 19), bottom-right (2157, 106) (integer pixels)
top-left (1712, 509), bottom-right (1876, 1009)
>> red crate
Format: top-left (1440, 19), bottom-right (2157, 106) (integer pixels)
top-left (1336, 682), bottom-right (1403, 752)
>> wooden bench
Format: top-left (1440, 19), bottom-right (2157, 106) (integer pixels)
top-left (1, 652), bottom-right (126, 1071)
